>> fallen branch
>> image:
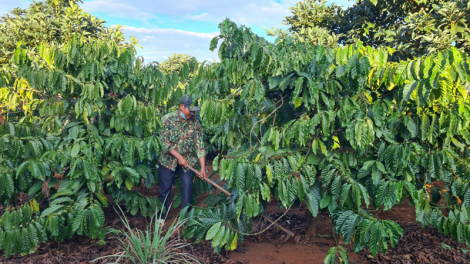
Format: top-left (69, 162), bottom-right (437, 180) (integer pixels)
top-left (262, 214), bottom-right (295, 237)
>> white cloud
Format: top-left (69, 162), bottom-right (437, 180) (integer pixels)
top-left (124, 26), bottom-right (218, 40)
top-left (82, 0), bottom-right (155, 20)
top-left (82, 0), bottom-right (354, 30)
top-left (330, 0), bottom-right (355, 7)
top-left (109, 0), bottom-right (355, 63)
top-left (83, 0), bottom-right (298, 28)
top-left (188, 12), bottom-right (209, 21)
top-left (176, 0), bottom-right (297, 27)
top-left (122, 26), bottom-right (219, 63)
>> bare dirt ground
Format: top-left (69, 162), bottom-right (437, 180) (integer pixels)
top-left (1, 165), bottom-right (469, 264)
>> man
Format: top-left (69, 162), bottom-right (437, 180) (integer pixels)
top-left (158, 94), bottom-right (206, 220)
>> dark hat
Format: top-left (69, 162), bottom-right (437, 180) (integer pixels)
top-left (180, 94), bottom-right (200, 111)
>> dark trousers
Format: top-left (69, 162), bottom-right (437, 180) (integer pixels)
top-left (158, 164), bottom-right (193, 216)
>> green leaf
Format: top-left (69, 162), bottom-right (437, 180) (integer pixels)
top-left (71, 143), bottom-right (80, 157)
top-left (49, 215), bottom-right (59, 237)
top-left (321, 114), bottom-right (330, 139)
top-left (206, 222), bottom-right (222, 240)
top-left (342, 214), bottom-right (358, 244)
top-left (20, 227), bottom-right (31, 253)
top-left (30, 161), bottom-right (43, 179)
top-left (40, 204), bottom-right (65, 218)
top-left (372, 101), bottom-right (384, 127)
top-left (320, 195), bottom-right (330, 209)
top-left (16, 161), bottom-right (30, 178)
top-left (125, 178), bottom-right (133, 190)
top-left (245, 194), bottom-right (253, 218)
top-left (401, 80), bottom-right (418, 107)
top-left (212, 155), bottom-right (220, 170)
top-left (73, 210), bottom-right (87, 232)
top-left (294, 97), bottom-right (303, 108)
top-left (123, 167), bottom-right (139, 179)
top-left (340, 183), bottom-right (352, 207)
top-left (376, 161), bottom-right (386, 173)
top-left (212, 226), bottom-right (226, 247)
top-left (406, 116), bottom-right (417, 138)
top-left (236, 163), bottom-right (246, 191)
top-left (421, 114), bottom-right (431, 140)
top-left (440, 243), bottom-right (451, 250)
top-left (428, 154), bottom-right (438, 179)
top-left (362, 160), bottom-right (375, 170)
top-left (304, 184), bottom-right (320, 217)
top-left (209, 36), bottom-right (219, 51)
top-left (266, 164), bottom-right (273, 183)
top-left (254, 82), bottom-right (265, 103)
top-left (28, 224), bottom-right (38, 246)
top-left (369, 223), bottom-right (380, 256)
top-left (308, 154), bottom-right (323, 165)
top-left (50, 197), bottom-right (73, 206)
top-left (235, 193), bottom-right (244, 220)
top-left (136, 165), bottom-right (150, 179)
top-left (8, 122), bottom-right (15, 137)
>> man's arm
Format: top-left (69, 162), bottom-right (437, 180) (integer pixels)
top-left (199, 156), bottom-right (206, 179)
top-left (169, 149), bottom-right (205, 179)
top-left (169, 149), bottom-right (188, 168)
top-left (195, 120), bottom-right (207, 179)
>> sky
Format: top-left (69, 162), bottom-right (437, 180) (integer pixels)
top-left (0, 0), bottom-right (354, 63)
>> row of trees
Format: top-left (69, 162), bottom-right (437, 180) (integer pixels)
top-left (0, 0), bottom-right (469, 262)
top-left (267, 0), bottom-right (470, 60)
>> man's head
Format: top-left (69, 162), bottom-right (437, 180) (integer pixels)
top-left (179, 94), bottom-right (200, 120)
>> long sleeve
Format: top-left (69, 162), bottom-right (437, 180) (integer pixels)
top-left (160, 118), bottom-right (176, 152)
top-left (194, 121), bottom-right (206, 159)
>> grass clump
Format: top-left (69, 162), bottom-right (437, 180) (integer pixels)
top-left (95, 207), bottom-right (200, 264)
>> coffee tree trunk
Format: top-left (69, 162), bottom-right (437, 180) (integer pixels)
top-left (304, 210), bottom-right (317, 239)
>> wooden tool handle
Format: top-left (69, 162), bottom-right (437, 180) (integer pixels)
top-left (187, 165), bottom-right (231, 196)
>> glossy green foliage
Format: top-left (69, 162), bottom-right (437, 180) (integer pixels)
top-left (0, 0), bottom-right (132, 66)
top-left (273, 0), bottom-right (470, 60)
top-left (0, 202), bottom-right (43, 257)
top-left (324, 245), bottom-right (349, 264)
top-left (158, 54), bottom-right (194, 74)
top-left (1, 15), bottom-right (470, 261)
top-left (0, 32), bottom-right (202, 256)
top-left (188, 18), bottom-right (470, 258)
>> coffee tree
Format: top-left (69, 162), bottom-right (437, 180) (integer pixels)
top-left (271, 0), bottom-right (470, 61)
top-left (1, 15), bottom-right (470, 264)
top-left (184, 19), bottom-right (470, 261)
top-left (0, 35), bottom-right (207, 256)
top-left (0, 0), bottom-right (132, 66)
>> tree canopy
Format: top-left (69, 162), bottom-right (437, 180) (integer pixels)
top-left (158, 53), bottom-right (194, 74)
top-left (268, 0), bottom-right (470, 60)
top-left (0, 0), bottom-right (135, 67)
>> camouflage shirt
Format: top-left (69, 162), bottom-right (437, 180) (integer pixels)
top-left (159, 110), bottom-right (206, 171)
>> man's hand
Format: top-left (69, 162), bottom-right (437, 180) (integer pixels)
top-left (177, 157), bottom-right (188, 168)
top-left (198, 157), bottom-right (207, 180)
top-left (169, 150), bottom-right (188, 168)
top-left (199, 167), bottom-right (207, 180)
